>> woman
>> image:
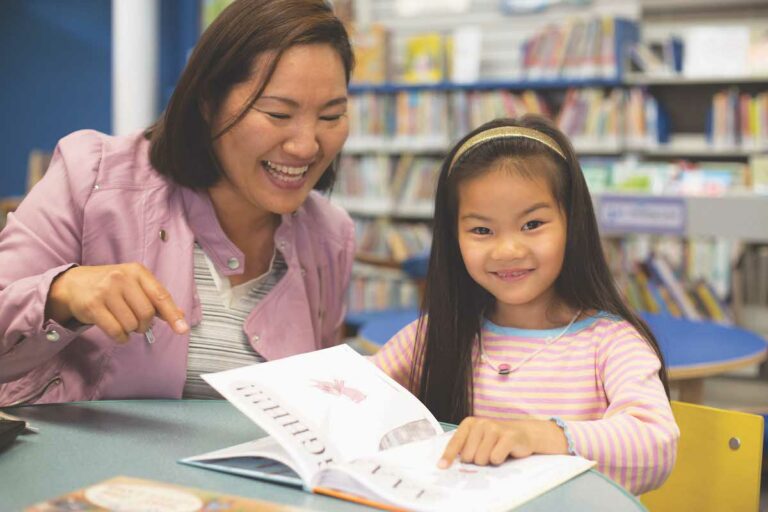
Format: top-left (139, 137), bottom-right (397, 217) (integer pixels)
top-left (0, 0), bottom-right (356, 404)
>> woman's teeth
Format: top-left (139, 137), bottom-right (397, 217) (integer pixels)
top-left (263, 160), bottom-right (309, 180)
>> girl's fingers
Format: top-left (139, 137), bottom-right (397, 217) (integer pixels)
top-left (473, 427), bottom-right (500, 465)
top-left (460, 420), bottom-right (486, 464)
top-left (439, 418), bottom-right (474, 468)
top-left (489, 435), bottom-right (515, 465)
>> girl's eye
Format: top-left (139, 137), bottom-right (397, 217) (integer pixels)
top-left (522, 220), bottom-right (543, 231)
top-left (320, 114), bottom-right (345, 122)
top-left (470, 227), bottom-right (491, 235)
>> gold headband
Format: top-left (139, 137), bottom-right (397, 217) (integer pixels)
top-left (449, 126), bottom-right (567, 172)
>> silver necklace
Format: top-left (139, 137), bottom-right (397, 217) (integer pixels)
top-left (480, 309), bottom-right (583, 376)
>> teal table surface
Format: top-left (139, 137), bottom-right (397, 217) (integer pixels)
top-left (0, 400), bottom-right (646, 511)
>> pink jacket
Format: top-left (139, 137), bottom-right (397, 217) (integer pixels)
top-left (0, 130), bottom-right (355, 405)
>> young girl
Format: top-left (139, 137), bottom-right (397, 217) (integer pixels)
top-left (372, 115), bottom-right (679, 495)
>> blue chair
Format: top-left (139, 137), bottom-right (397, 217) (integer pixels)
top-left (400, 251), bottom-right (429, 281)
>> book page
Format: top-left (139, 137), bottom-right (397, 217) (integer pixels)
top-left (313, 432), bottom-right (595, 512)
top-left (202, 345), bottom-right (442, 481)
top-left (181, 437), bottom-right (304, 488)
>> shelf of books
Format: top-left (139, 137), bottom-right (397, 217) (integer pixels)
top-left (341, 10), bottom-right (768, 319)
top-left (338, 155), bottom-right (768, 319)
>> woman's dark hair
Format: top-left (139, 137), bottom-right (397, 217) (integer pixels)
top-left (145, 0), bottom-right (354, 191)
top-left (412, 114), bottom-right (669, 424)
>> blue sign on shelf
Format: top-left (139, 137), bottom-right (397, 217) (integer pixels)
top-left (597, 195), bottom-right (687, 235)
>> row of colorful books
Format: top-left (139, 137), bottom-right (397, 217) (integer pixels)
top-left (349, 16), bottom-right (638, 85)
top-left (622, 258), bottom-right (732, 324)
top-left (347, 91), bottom-right (449, 141)
top-left (352, 219), bottom-right (433, 263)
top-left (603, 236), bottom-right (734, 313)
top-left (580, 159), bottom-right (752, 196)
top-left (557, 88), bottom-right (623, 145)
top-left (710, 88), bottom-right (768, 150)
top-left (522, 17), bottom-right (638, 81)
top-left (335, 155), bottom-right (441, 214)
top-left (346, 87), bottom-right (674, 148)
top-left (630, 244), bottom-right (768, 324)
top-left (347, 263), bottom-right (420, 313)
top-left (451, 90), bottom-right (550, 139)
top-left (592, 236), bottom-right (737, 323)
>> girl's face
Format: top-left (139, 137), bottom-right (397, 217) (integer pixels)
top-left (457, 164), bottom-right (567, 327)
top-left (209, 44), bottom-right (349, 216)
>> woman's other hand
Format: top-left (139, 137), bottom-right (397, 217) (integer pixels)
top-left (46, 263), bottom-right (189, 343)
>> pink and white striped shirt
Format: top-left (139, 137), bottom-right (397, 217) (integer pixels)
top-left (372, 312), bottom-right (679, 495)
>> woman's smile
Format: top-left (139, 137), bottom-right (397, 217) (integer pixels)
top-left (261, 160), bottom-right (312, 189)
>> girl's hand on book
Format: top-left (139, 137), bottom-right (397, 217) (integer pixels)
top-left (438, 417), bottom-right (534, 469)
top-left (438, 417), bottom-right (569, 469)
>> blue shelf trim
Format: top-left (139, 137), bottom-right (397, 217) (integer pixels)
top-left (349, 78), bottom-right (624, 94)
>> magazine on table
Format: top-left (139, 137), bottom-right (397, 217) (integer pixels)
top-left (180, 345), bottom-right (595, 511)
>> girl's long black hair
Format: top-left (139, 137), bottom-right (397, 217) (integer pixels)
top-left (411, 115), bottom-right (669, 424)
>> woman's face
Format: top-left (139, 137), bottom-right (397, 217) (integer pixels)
top-left (209, 44), bottom-right (349, 216)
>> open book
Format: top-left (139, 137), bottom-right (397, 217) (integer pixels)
top-left (181, 345), bottom-right (595, 511)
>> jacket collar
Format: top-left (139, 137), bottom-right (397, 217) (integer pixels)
top-left (179, 186), bottom-right (298, 276)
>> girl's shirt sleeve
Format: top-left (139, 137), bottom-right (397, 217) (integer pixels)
top-left (371, 319), bottom-right (422, 390)
top-left (564, 323), bottom-right (680, 495)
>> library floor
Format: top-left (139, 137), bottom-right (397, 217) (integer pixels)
top-left (696, 373), bottom-right (768, 412)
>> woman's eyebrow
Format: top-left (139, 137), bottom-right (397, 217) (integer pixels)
top-left (258, 95), bottom-right (347, 108)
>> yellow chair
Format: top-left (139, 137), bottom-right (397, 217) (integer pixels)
top-left (642, 400), bottom-right (763, 512)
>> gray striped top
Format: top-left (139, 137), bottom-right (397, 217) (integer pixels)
top-left (182, 244), bottom-right (287, 399)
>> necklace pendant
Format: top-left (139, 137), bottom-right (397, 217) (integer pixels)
top-left (497, 363), bottom-right (511, 375)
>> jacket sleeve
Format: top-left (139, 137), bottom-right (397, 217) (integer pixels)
top-left (323, 210), bottom-right (356, 347)
top-left (0, 131), bottom-right (102, 382)
top-left (564, 326), bottom-right (680, 495)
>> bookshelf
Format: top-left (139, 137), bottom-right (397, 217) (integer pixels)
top-left (338, 2), bottom-right (768, 317)
top-left (624, 74), bottom-right (768, 86)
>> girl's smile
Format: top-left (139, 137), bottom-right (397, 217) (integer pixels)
top-left (492, 268), bottom-right (534, 282)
